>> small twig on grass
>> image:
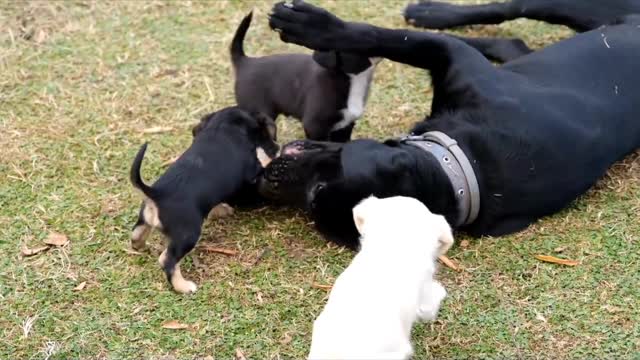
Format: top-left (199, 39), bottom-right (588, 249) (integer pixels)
top-left (438, 255), bottom-right (460, 271)
top-left (199, 245), bottom-right (238, 256)
top-left (534, 254), bottom-right (579, 266)
top-left (311, 283), bottom-right (333, 291)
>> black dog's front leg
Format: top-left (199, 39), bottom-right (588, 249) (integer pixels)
top-left (451, 35), bottom-right (533, 63)
top-left (269, 0), bottom-right (497, 103)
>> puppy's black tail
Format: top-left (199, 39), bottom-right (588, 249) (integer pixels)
top-left (230, 11), bottom-right (253, 66)
top-left (130, 143), bottom-right (157, 201)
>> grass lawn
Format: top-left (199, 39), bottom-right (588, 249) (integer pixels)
top-left (1, 1), bottom-right (638, 359)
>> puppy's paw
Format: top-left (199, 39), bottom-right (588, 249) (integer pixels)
top-left (131, 224), bottom-right (150, 251)
top-left (417, 280), bottom-right (447, 321)
top-left (210, 203), bottom-right (235, 218)
top-left (173, 279), bottom-right (198, 294)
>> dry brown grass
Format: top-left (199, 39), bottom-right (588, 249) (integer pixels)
top-left (1, 1), bottom-right (638, 359)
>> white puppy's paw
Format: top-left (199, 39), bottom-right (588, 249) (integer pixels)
top-left (417, 280), bottom-right (447, 321)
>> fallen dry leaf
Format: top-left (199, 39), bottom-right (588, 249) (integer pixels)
top-left (438, 255), bottom-right (460, 271)
top-left (142, 126), bottom-right (174, 134)
top-left (21, 245), bottom-right (49, 257)
top-left (235, 348), bottom-right (247, 360)
top-left (161, 155), bottom-right (179, 167)
top-left (199, 246), bottom-right (238, 256)
top-left (161, 320), bottom-right (190, 330)
top-left (44, 232), bottom-right (69, 247)
top-left (535, 312), bottom-right (547, 323)
top-left (279, 332), bottom-right (293, 345)
top-left (73, 281), bottom-right (87, 291)
top-left (34, 29), bottom-right (48, 43)
top-left (311, 283), bottom-right (333, 291)
top-left (534, 254), bottom-right (579, 266)
top-left (554, 246), bottom-right (567, 253)
top-left (460, 240), bottom-right (470, 248)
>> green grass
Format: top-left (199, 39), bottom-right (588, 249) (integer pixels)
top-left (1, 1), bottom-right (639, 359)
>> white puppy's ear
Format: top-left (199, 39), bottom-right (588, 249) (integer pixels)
top-left (434, 215), bottom-right (454, 256)
top-left (352, 196), bottom-right (379, 235)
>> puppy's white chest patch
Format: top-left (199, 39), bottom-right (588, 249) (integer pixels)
top-left (256, 147), bottom-right (272, 167)
top-left (333, 59), bottom-right (379, 131)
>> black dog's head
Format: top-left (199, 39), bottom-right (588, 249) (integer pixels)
top-left (192, 107), bottom-right (279, 160)
top-left (312, 51), bottom-right (380, 75)
top-left (259, 139), bottom-right (419, 248)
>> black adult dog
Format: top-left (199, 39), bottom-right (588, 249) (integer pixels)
top-left (260, 1), bottom-right (640, 249)
top-left (404, 0), bottom-right (640, 62)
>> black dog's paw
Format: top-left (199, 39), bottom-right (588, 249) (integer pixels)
top-left (269, 0), bottom-right (346, 51)
top-left (404, 1), bottom-right (468, 29)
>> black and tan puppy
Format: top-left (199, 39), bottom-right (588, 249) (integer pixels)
top-left (231, 11), bottom-right (380, 142)
top-left (129, 107), bottom-right (278, 293)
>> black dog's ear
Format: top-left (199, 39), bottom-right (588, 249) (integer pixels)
top-left (312, 50), bottom-right (339, 70)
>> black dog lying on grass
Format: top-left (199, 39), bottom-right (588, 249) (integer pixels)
top-left (231, 11), bottom-right (379, 142)
top-left (260, 1), bottom-right (640, 248)
top-left (404, 0), bottom-right (640, 62)
top-left (130, 107), bottom-right (278, 293)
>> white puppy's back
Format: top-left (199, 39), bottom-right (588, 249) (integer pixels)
top-left (308, 196), bottom-right (454, 360)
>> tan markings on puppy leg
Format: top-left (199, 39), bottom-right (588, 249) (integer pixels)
top-left (171, 263), bottom-right (197, 294)
top-left (256, 147), bottom-right (272, 167)
top-left (158, 249), bottom-right (168, 267)
top-left (131, 224), bottom-right (150, 251)
top-left (210, 203), bottom-right (235, 218)
top-left (142, 199), bottom-right (163, 229)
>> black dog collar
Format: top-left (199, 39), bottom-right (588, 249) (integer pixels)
top-left (400, 131), bottom-right (480, 227)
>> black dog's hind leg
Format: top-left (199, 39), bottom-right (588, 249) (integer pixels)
top-left (451, 35), bottom-right (533, 63)
top-left (404, 1), bottom-right (518, 29)
top-left (407, 0), bottom-right (640, 32)
top-left (160, 227), bottom-right (201, 294)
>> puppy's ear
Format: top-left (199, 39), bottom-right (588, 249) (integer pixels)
top-left (434, 215), bottom-right (454, 256)
top-left (352, 195), bottom-right (378, 236)
top-left (192, 122), bottom-right (203, 137)
top-left (192, 111), bottom-right (216, 137)
top-left (255, 112), bottom-right (277, 141)
top-left (312, 50), bottom-right (339, 70)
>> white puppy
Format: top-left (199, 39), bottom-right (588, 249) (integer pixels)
top-left (308, 195), bottom-right (454, 360)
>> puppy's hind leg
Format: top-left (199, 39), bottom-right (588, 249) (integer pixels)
top-left (160, 228), bottom-right (201, 294)
top-left (131, 206), bottom-right (151, 251)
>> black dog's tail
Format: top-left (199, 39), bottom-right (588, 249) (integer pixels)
top-left (130, 143), bottom-right (157, 201)
top-left (230, 11), bottom-right (253, 66)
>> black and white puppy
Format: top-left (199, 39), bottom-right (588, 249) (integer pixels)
top-left (129, 107), bottom-right (278, 293)
top-left (231, 11), bottom-right (380, 142)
